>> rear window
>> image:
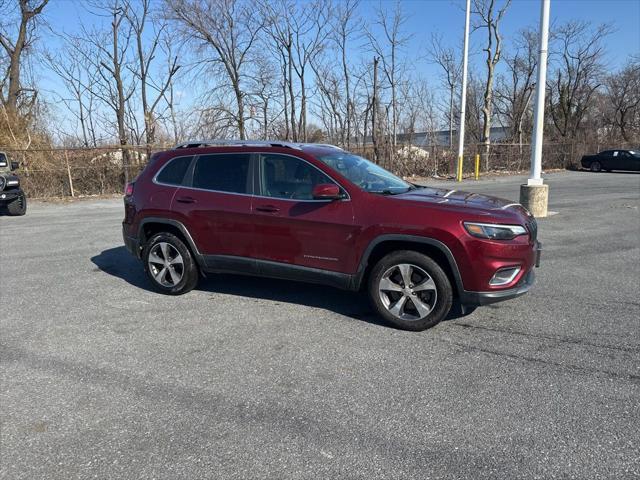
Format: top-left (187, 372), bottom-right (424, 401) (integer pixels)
top-left (192, 154), bottom-right (251, 193)
top-left (156, 156), bottom-right (192, 185)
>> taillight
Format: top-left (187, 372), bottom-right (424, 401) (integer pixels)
top-left (125, 182), bottom-right (135, 197)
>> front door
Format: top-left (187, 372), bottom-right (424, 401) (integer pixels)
top-left (253, 153), bottom-right (358, 274)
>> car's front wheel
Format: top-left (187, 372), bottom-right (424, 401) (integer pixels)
top-left (590, 161), bottom-right (602, 172)
top-left (5, 193), bottom-right (27, 216)
top-left (142, 232), bottom-right (199, 295)
top-left (368, 250), bottom-right (453, 331)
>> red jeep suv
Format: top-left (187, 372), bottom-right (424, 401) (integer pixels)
top-left (123, 141), bottom-right (541, 331)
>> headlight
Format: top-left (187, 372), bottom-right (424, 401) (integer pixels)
top-left (464, 222), bottom-right (527, 240)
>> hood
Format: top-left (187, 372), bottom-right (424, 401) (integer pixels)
top-left (395, 186), bottom-right (532, 218)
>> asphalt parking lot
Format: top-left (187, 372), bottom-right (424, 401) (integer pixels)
top-left (1, 170), bottom-right (639, 479)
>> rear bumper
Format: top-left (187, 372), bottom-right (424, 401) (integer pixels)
top-left (123, 224), bottom-right (141, 258)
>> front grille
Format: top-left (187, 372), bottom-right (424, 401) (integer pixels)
top-left (526, 218), bottom-right (538, 242)
top-left (0, 176), bottom-right (5, 192)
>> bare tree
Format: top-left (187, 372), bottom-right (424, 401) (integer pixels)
top-left (0, 0), bottom-right (49, 115)
top-left (429, 33), bottom-right (461, 149)
top-left (547, 21), bottom-right (612, 141)
top-left (261, 1), bottom-right (296, 141)
top-left (494, 28), bottom-right (537, 152)
top-left (604, 59), bottom-right (640, 142)
top-left (166, 0), bottom-right (264, 140)
top-left (73, 0), bottom-right (135, 185)
top-left (472, 0), bottom-right (511, 169)
top-left (126, 0), bottom-right (179, 156)
top-left (262, 0), bottom-right (330, 142)
top-left (159, 35), bottom-right (183, 145)
top-left (367, 2), bottom-right (410, 155)
top-left (45, 38), bottom-right (99, 147)
top-left (371, 56), bottom-right (382, 162)
top-left (330, 0), bottom-right (360, 147)
top-left (249, 57), bottom-right (281, 140)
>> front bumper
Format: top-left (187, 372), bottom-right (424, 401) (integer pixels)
top-left (0, 189), bottom-right (23, 203)
top-left (460, 270), bottom-right (536, 306)
top-left (460, 241), bottom-right (541, 306)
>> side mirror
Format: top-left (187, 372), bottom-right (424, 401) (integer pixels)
top-left (312, 183), bottom-right (342, 200)
top-left (11, 161), bottom-right (19, 171)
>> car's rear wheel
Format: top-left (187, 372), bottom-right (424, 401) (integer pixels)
top-left (6, 193), bottom-right (26, 216)
top-left (590, 161), bottom-right (602, 172)
top-left (143, 232), bottom-right (199, 295)
top-left (368, 250), bottom-right (453, 331)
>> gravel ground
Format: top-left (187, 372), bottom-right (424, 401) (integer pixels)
top-left (1, 170), bottom-right (639, 479)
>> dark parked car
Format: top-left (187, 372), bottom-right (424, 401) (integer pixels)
top-left (123, 140), bottom-right (541, 331)
top-left (581, 149), bottom-right (640, 172)
top-left (0, 151), bottom-right (27, 216)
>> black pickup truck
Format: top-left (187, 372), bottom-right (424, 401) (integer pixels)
top-left (581, 149), bottom-right (640, 172)
top-left (0, 151), bottom-right (27, 216)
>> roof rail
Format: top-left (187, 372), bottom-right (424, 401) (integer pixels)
top-left (173, 139), bottom-right (344, 151)
top-left (174, 139), bottom-right (302, 150)
top-left (303, 143), bottom-right (343, 150)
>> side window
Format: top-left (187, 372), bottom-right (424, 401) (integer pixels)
top-left (192, 154), bottom-right (251, 193)
top-left (260, 154), bottom-right (336, 200)
top-left (0, 152), bottom-right (7, 167)
top-left (156, 156), bottom-right (193, 185)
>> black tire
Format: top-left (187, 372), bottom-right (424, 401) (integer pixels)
top-left (368, 250), bottom-right (453, 331)
top-left (6, 193), bottom-right (27, 216)
top-left (142, 232), bottom-right (199, 295)
top-left (590, 161), bottom-right (602, 172)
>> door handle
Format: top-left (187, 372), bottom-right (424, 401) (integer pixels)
top-left (256, 205), bottom-right (280, 213)
top-left (176, 196), bottom-right (196, 204)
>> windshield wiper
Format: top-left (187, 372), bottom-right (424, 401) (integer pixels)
top-left (372, 188), bottom-right (411, 195)
top-left (370, 189), bottom-right (396, 195)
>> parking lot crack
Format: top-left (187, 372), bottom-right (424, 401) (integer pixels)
top-left (452, 322), bottom-right (639, 353)
top-left (449, 341), bottom-right (640, 383)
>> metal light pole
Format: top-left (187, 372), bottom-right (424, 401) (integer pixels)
top-left (520, 0), bottom-right (550, 216)
top-left (456, 0), bottom-right (471, 182)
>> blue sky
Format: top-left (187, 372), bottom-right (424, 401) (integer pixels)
top-left (46, 0), bottom-right (640, 64)
top-left (38, 0), bottom-right (640, 138)
top-left (42, 0), bottom-right (640, 97)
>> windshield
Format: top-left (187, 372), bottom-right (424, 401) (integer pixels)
top-left (317, 152), bottom-right (412, 194)
top-left (0, 152), bottom-right (9, 172)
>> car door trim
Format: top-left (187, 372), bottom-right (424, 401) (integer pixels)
top-left (202, 255), bottom-right (353, 289)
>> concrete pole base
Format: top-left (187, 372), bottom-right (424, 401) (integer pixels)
top-left (520, 183), bottom-right (549, 218)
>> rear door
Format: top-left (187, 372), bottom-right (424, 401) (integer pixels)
top-left (252, 153), bottom-right (358, 273)
top-left (597, 151), bottom-right (613, 169)
top-left (171, 153), bottom-right (255, 260)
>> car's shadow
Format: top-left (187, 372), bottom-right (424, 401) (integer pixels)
top-left (91, 246), bottom-right (472, 329)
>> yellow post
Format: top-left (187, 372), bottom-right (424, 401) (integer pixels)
top-left (474, 153), bottom-right (480, 180)
top-left (457, 155), bottom-right (463, 182)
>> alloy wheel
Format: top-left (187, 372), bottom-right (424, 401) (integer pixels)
top-left (378, 263), bottom-right (437, 321)
top-left (147, 242), bottom-right (184, 287)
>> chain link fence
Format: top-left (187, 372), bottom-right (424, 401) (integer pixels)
top-left (1, 141), bottom-right (636, 198)
top-left (2, 146), bottom-right (151, 198)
